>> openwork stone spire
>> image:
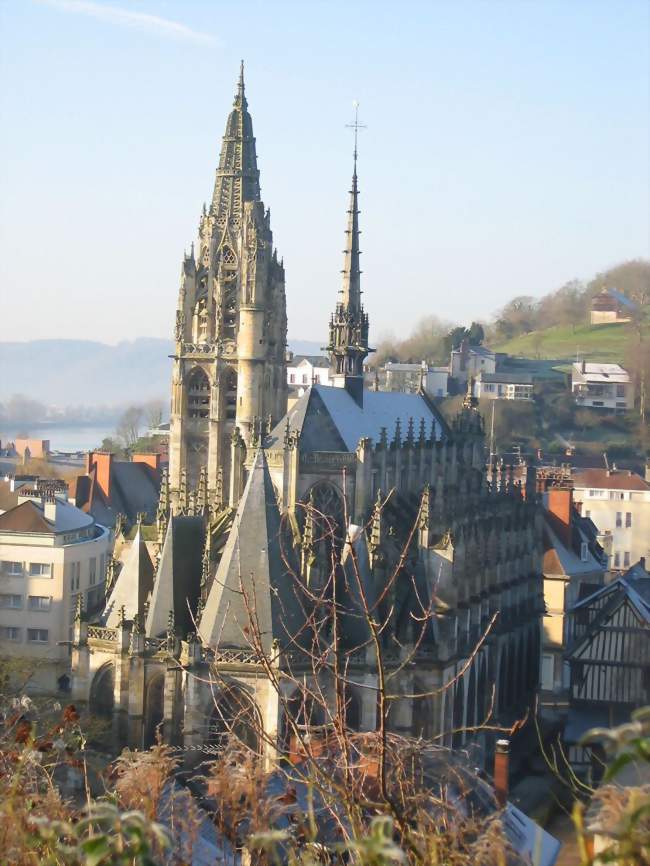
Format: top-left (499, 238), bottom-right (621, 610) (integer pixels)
top-left (210, 60), bottom-right (260, 223)
top-left (326, 104), bottom-right (372, 403)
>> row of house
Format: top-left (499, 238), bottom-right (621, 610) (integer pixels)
top-left (287, 341), bottom-right (636, 413)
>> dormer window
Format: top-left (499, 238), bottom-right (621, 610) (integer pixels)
top-left (580, 542), bottom-right (589, 562)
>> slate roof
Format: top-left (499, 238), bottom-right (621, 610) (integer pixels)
top-left (72, 460), bottom-right (160, 528)
top-left (267, 384), bottom-right (448, 452)
top-left (572, 362), bottom-right (630, 384)
top-left (478, 371), bottom-right (534, 386)
top-left (290, 355), bottom-right (329, 368)
top-left (104, 528), bottom-right (155, 627)
top-left (198, 449), bottom-right (303, 652)
top-left (146, 515), bottom-right (204, 638)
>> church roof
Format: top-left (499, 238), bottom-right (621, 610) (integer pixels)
top-left (267, 384), bottom-right (448, 452)
top-left (198, 449), bottom-right (303, 652)
top-left (145, 515), bottom-right (204, 638)
top-left (104, 527), bottom-right (155, 627)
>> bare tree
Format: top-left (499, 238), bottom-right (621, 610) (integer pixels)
top-left (115, 405), bottom-right (143, 448)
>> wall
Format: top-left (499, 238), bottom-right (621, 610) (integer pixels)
top-left (574, 488), bottom-right (650, 571)
top-left (0, 525), bottom-right (110, 694)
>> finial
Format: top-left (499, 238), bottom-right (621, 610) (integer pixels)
top-left (236, 59), bottom-right (246, 104)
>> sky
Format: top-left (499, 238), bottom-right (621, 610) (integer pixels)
top-left (0, 0), bottom-right (648, 347)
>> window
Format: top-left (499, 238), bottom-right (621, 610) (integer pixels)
top-left (625, 512), bottom-right (632, 528)
top-left (302, 374), bottom-right (308, 384)
top-left (541, 654), bottom-right (554, 690)
top-left (314, 375), bottom-right (320, 384)
top-left (616, 512), bottom-right (622, 528)
top-left (610, 491), bottom-right (625, 500)
top-left (0, 594), bottom-right (22, 609)
top-left (27, 628), bottom-right (48, 643)
top-left (580, 542), bottom-right (589, 562)
top-left (89, 557), bottom-right (97, 585)
top-left (69, 562), bottom-right (80, 591)
top-left (614, 551), bottom-right (621, 568)
top-left (624, 551), bottom-right (631, 568)
top-left (1, 561), bottom-right (22, 576)
top-left (0, 626), bottom-right (21, 641)
top-left (616, 385), bottom-right (626, 398)
top-left (29, 562), bottom-right (51, 577)
top-left (289, 373), bottom-right (295, 384)
top-left (99, 553), bottom-right (106, 583)
top-left (28, 596), bottom-right (51, 612)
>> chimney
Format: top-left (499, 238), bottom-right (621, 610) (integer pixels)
top-left (43, 495), bottom-right (57, 523)
top-left (132, 452), bottom-right (161, 475)
top-left (547, 485), bottom-right (574, 548)
top-left (494, 739), bottom-right (509, 808)
top-left (88, 451), bottom-right (113, 500)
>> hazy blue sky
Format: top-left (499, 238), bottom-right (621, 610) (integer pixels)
top-left (1, 0), bottom-right (648, 346)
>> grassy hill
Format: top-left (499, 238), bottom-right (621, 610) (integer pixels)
top-left (494, 321), bottom-right (636, 362)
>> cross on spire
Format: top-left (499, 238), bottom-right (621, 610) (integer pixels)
top-left (345, 101), bottom-right (366, 173)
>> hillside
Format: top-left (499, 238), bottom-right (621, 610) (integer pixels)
top-left (494, 321), bottom-right (639, 362)
top-left (0, 337), bottom-right (323, 407)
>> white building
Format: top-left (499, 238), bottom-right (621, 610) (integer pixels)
top-left (473, 371), bottom-right (534, 401)
top-left (287, 354), bottom-right (330, 395)
top-left (572, 467), bottom-right (650, 572)
top-left (450, 341), bottom-right (496, 382)
top-left (383, 362), bottom-right (449, 398)
top-left (0, 488), bottom-right (111, 694)
top-left (571, 362), bottom-right (634, 412)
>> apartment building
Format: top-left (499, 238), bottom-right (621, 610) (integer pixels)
top-left (573, 467), bottom-right (650, 573)
top-left (0, 489), bottom-right (110, 694)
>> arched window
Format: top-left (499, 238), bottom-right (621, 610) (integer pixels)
top-left (208, 685), bottom-right (259, 753)
top-left (89, 663), bottom-right (115, 719)
top-left (144, 675), bottom-right (165, 748)
top-left (224, 367), bottom-right (237, 421)
top-left (187, 367), bottom-right (210, 419)
top-left (221, 245), bottom-right (236, 265)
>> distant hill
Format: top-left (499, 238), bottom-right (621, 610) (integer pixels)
top-left (0, 337), bottom-right (324, 407)
top-left (493, 321), bottom-right (637, 363)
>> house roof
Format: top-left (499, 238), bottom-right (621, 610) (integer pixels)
top-left (572, 468), bottom-right (650, 492)
top-left (0, 497), bottom-right (94, 534)
top-left (571, 362), bottom-right (630, 383)
top-left (290, 354), bottom-right (330, 368)
top-left (0, 500), bottom-right (53, 533)
top-left (267, 384), bottom-right (448, 452)
top-left (0, 479), bottom-right (19, 512)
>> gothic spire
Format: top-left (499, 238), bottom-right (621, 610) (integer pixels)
top-left (340, 146), bottom-right (362, 314)
top-left (210, 62), bottom-right (260, 220)
top-left (326, 104), bottom-right (372, 403)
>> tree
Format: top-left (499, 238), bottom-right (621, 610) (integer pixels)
top-left (467, 321), bottom-right (485, 346)
top-left (115, 406), bottom-right (143, 448)
top-left (144, 399), bottom-right (165, 430)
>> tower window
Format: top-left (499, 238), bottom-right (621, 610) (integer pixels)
top-left (187, 367), bottom-right (210, 419)
top-left (221, 245), bottom-right (236, 265)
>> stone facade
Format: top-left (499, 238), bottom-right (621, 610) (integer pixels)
top-left (168, 64), bottom-right (287, 501)
top-left (71, 68), bottom-right (544, 769)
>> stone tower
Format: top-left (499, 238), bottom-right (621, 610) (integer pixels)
top-left (168, 64), bottom-right (287, 504)
top-left (326, 131), bottom-right (371, 403)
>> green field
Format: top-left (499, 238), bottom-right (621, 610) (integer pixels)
top-left (494, 321), bottom-right (638, 362)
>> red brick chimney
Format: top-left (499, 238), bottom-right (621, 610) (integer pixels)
top-left (132, 452), bottom-right (161, 474)
top-left (494, 738), bottom-right (510, 808)
top-left (87, 451), bottom-right (113, 500)
top-left (547, 485), bottom-right (573, 548)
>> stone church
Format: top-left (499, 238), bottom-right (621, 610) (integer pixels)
top-left (71, 66), bottom-right (543, 767)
